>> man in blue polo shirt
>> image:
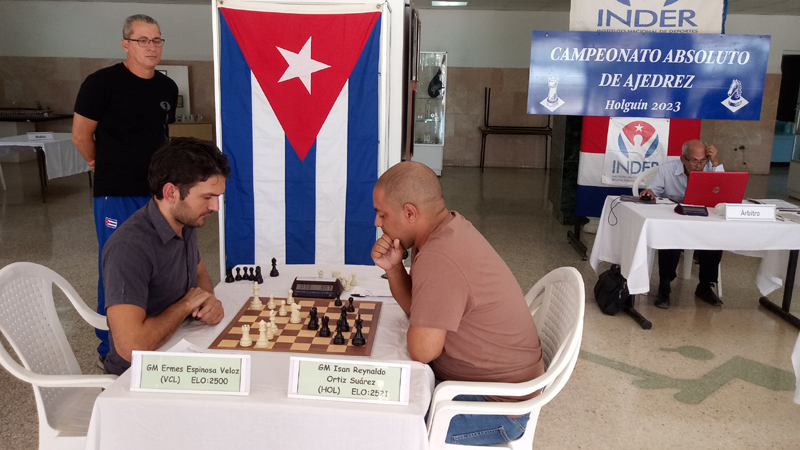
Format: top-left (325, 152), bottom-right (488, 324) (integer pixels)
top-left (640, 139), bottom-right (724, 309)
top-left (101, 138), bottom-right (230, 376)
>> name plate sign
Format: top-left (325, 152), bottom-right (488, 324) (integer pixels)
top-left (715, 203), bottom-right (776, 221)
top-left (27, 132), bottom-right (54, 141)
top-left (288, 357), bottom-right (411, 405)
top-left (130, 351), bottom-right (250, 396)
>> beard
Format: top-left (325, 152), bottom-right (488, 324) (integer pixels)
top-left (172, 201), bottom-right (212, 228)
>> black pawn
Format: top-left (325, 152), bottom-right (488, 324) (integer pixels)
top-left (248, 267), bottom-right (256, 281)
top-left (352, 314), bottom-right (366, 347)
top-left (307, 307), bottom-right (319, 330)
top-left (347, 297), bottom-right (355, 313)
top-left (270, 257), bottom-right (279, 277)
top-left (334, 293), bottom-right (342, 307)
top-left (319, 316), bottom-right (331, 337)
top-left (243, 266), bottom-right (251, 281)
top-left (235, 267), bottom-right (242, 281)
top-left (332, 328), bottom-right (346, 345)
top-left (339, 307), bottom-right (350, 332)
top-left (225, 266), bottom-right (235, 283)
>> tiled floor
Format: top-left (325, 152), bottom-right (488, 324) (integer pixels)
top-left (0, 160), bottom-right (798, 449)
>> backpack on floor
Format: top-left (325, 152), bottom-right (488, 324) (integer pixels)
top-left (593, 264), bottom-right (633, 315)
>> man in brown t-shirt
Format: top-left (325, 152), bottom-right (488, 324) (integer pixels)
top-left (371, 161), bottom-right (544, 446)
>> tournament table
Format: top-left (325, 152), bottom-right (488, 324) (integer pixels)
top-left (85, 264), bottom-right (435, 450)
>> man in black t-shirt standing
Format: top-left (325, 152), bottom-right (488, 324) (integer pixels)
top-left (72, 14), bottom-right (178, 364)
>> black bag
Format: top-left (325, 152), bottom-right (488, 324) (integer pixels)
top-left (594, 264), bottom-right (633, 315)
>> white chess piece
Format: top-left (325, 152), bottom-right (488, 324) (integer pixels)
top-left (269, 317), bottom-right (278, 334)
top-left (318, 269), bottom-right (324, 278)
top-left (287, 289), bottom-right (294, 305)
top-left (267, 294), bottom-right (276, 310)
top-left (265, 322), bottom-right (274, 340)
top-left (350, 272), bottom-right (357, 287)
top-left (239, 325), bottom-right (253, 347)
top-left (255, 320), bottom-right (270, 348)
top-left (343, 279), bottom-right (351, 292)
top-left (332, 270), bottom-right (341, 279)
top-left (279, 299), bottom-right (287, 316)
top-left (250, 291), bottom-right (263, 310)
top-left (253, 281), bottom-right (260, 297)
top-left (290, 303), bottom-right (302, 324)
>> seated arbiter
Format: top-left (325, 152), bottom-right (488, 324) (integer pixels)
top-left (102, 138), bottom-right (231, 375)
top-left (639, 139), bottom-right (724, 309)
top-left (371, 161), bottom-right (544, 446)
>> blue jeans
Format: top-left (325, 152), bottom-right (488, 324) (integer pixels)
top-left (93, 196), bottom-right (150, 357)
top-left (430, 380), bottom-right (530, 446)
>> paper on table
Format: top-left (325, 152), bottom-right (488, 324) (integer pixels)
top-left (748, 198), bottom-right (800, 211)
top-left (351, 286), bottom-right (394, 298)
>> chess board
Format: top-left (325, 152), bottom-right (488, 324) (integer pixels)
top-left (209, 297), bottom-right (382, 356)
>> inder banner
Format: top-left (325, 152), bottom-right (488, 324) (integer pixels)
top-left (570, 0), bottom-right (725, 33)
top-left (527, 31), bottom-right (770, 121)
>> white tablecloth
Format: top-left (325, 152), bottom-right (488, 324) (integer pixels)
top-left (0, 133), bottom-right (89, 179)
top-left (85, 264), bottom-right (434, 450)
top-left (589, 196), bottom-right (800, 295)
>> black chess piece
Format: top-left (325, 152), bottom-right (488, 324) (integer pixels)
top-left (243, 266), bottom-right (250, 281)
top-left (319, 316), bottom-right (331, 337)
top-left (255, 266), bottom-right (263, 283)
top-left (307, 307), bottom-right (319, 330)
top-left (225, 266), bottom-right (235, 283)
top-left (352, 314), bottom-right (366, 347)
top-left (248, 267), bottom-right (255, 281)
top-left (270, 257), bottom-right (279, 277)
top-left (347, 297), bottom-right (355, 313)
top-left (235, 267), bottom-right (242, 281)
top-left (334, 293), bottom-right (342, 307)
top-left (339, 307), bottom-right (350, 332)
top-left (332, 328), bottom-right (346, 345)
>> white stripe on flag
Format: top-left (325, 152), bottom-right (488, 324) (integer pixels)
top-left (315, 81), bottom-right (349, 264)
top-left (252, 71), bottom-right (287, 264)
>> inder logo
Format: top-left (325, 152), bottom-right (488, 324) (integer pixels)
top-left (599, 0), bottom-right (697, 30)
top-left (618, 121), bottom-right (660, 159)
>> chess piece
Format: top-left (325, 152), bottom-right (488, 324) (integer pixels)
top-left (249, 267), bottom-right (256, 281)
top-left (332, 328), bottom-right (346, 345)
top-left (225, 266), bottom-right (235, 283)
top-left (239, 324), bottom-right (253, 347)
top-left (249, 292), bottom-right (263, 310)
top-left (318, 269), bottom-right (324, 278)
top-left (339, 307), bottom-right (350, 332)
top-left (269, 317), bottom-right (278, 334)
top-left (350, 272), bottom-right (357, 287)
top-left (334, 293), bottom-right (342, 307)
top-left (308, 307), bottom-right (319, 330)
top-left (253, 281), bottom-right (260, 298)
top-left (255, 266), bottom-right (264, 284)
top-left (267, 294), bottom-right (276, 310)
top-left (347, 297), bottom-right (355, 313)
top-left (279, 299), bottom-right (287, 316)
top-left (319, 316), bottom-right (331, 337)
top-left (343, 279), bottom-right (351, 292)
top-left (287, 289), bottom-right (294, 305)
top-left (270, 257), bottom-right (279, 277)
top-left (331, 270), bottom-right (341, 279)
top-left (290, 302), bottom-right (302, 324)
top-left (235, 267), bottom-right (242, 281)
top-left (352, 315), bottom-right (366, 347)
top-left (255, 320), bottom-right (270, 348)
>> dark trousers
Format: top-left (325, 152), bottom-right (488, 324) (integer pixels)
top-left (658, 249), bottom-right (723, 291)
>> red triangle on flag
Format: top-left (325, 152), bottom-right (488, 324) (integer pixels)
top-left (221, 8), bottom-right (380, 161)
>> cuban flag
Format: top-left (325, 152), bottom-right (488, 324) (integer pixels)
top-left (575, 116), bottom-right (701, 217)
top-left (219, 5), bottom-right (381, 267)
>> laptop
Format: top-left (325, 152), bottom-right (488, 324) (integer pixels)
top-left (681, 172), bottom-right (749, 207)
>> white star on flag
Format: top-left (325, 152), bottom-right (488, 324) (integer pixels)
top-left (635, 123), bottom-right (643, 132)
top-left (276, 37), bottom-right (330, 94)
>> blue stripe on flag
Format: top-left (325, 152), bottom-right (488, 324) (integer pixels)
top-left (220, 12), bottom-right (255, 267)
top-left (575, 185), bottom-right (630, 218)
top-left (344, 19), bottom-right (381, 265)
top-left (285, 139), bottom-right (316, 264)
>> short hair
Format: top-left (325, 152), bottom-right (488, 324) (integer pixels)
top-left (149, 138), bottom-right (231, 200)
top-left (682, 139), bottom-right (706, 157)
top-left (123, 14), bottom-right (160, 39)
top-left (374, 161), bottom-right (443, 211)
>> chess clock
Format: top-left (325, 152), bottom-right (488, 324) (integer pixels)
top-left (291, 277), bottom-right (343, 299)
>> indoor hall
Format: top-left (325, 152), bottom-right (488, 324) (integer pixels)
top-left (1, 0), bottom-right (800, 449)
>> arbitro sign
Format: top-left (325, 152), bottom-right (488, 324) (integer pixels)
top-left (714, 203), bottom-right (776, 221)
top-left (570, 0), bottom-right (725, 34)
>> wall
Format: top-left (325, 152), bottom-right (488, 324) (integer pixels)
top-left (0, 2), bottom-right (797, 172)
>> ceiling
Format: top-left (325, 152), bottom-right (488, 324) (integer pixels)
top-left (12, 0), bottom-right (800, 15)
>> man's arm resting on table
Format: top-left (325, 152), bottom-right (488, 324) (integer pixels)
top-left (107, 287), bottom-right (213, 362)
top-left (193, 261), bottom-right (225, 324)
top-left (71, 113), bottom-right (98, 170)
top-left (385, 264), bottom-right (413, 316)
top-left (407, 325), bottom-right (446, 363)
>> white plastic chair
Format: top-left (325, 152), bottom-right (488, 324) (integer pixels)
top-left (0, 262), bottom-right (117, 450)
top-left (426, 267), bottom-right (585, 450)
top-left (632, 166), bottom-right (722, 298)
